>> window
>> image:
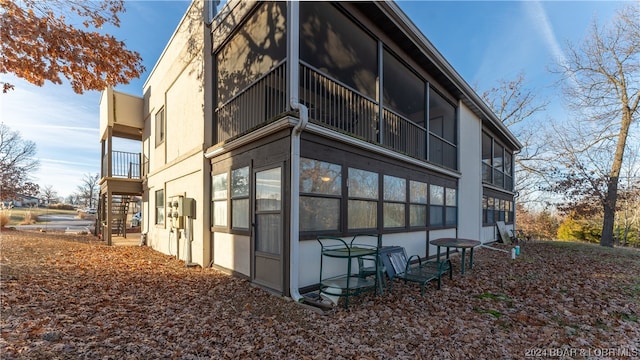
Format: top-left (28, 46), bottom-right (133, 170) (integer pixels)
top-left (482, 131), bottom-right (514, 191)
top-left (482, 132), bottom-right (492, 183)
top-left (300, 158), bottom-right (341, 232)
top-left (300, 2), bottom-right (377, 99)
top-left (155, 107), bottom-right (165, 147)
top-left (428, 89), bottom-right (457, 169)
top-left (231, 167), bottom-right (249, 229)
top-left (430, 184), bottom-right (457, 227)
top-left (429, 184), bottom-right (444, 226)
top-left (383, 49), bottom-right (425, 125)
top-left (445, 188), bottom-right (457, 226)
top-left (155, 189), bottom-right (164, 225)
top-left (348, 168), bottom-right (378, 230)
top-left (212, 173), bottom-right (228, 227)
top-left (383, 175), bottom-right (406, 228)
top-left (409, 180), bottom-right (428, 227)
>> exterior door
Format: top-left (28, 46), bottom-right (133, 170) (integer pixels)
top-left (253, 166), bottom-right (283, 292)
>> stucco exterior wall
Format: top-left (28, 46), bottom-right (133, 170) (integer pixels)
top-left (457, 102), bottom-right (483, 242)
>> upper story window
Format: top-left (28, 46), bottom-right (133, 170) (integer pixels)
top-left (155, 107), bottom-right (165, 147)
top-left (216, 2), bottom-right (286, 107)
top-left (383, 49), bottom-right (425, 125)
top-left (428, 89), bottom-right (457, 169)
top-left (300, 2), bottom-right (377, 99)
top-left (482, 131), bottom-right (513, 191)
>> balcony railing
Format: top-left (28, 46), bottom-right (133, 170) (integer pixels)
top-left (214, 61), bottom-right (432, 163)
top-left (102, 151), bottom-right (142, 179)
top-left (215, 62), bottom-right (288, 143)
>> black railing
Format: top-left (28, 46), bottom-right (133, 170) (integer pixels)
top-left (105, 151), bottom-right (142, 179)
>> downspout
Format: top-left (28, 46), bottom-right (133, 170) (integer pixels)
top-left (289, 99), bottom-right (308, 303)
top-left (288, 0), bottom-right (306, 303)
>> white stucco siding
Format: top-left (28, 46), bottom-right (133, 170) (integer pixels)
top-left (166, 60), bottom-right (205, 163)
top-left (213, 232), bottom-right (250, 276)
top-left (457, 102), bottom-right (483, 241)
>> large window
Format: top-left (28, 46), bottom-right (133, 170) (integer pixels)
top-left (155, 189), bottom-right (164, 225)
top-left (217, 2), bottom-right (286, 106)
top-left (231, 167), bottom-right (249, 230)
top-left (383, 175), bottom-right (406, 228)
top-left (300, 2), bottom-right (377, 99)
top-left (348, 168), bottom-right (378, 230)
top-left (428, 89), bottom-right (457, 169)
top-left (212, 173), bottom-right (228, 227)
top-left (383, 50), bottom-right (425, 125)
top-left (299, 158), bottom-right (341, 232)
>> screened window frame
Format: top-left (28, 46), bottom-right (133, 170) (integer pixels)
top-left (383, 175), bottom-right (407, 229)
top-left (211, 172), bottom-right (229, 229)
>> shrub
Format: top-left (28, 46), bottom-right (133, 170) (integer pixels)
top-left (19, 209), bottom-right (38, 225)
top-left (0, 204), bottom-right (11, 227)
top-left (48, 203), bottom-right (75, 210)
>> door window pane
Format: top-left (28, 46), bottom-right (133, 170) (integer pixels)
top-left (256, 214), bottom-right (281, 254)
top-left (256, 168), bottom-right (281, 211)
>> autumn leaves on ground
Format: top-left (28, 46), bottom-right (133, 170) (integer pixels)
top-left (1, 231), bottom-right (639, 359)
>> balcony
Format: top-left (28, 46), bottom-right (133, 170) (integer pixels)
top-left (215, 62), bottom-right (431, 164)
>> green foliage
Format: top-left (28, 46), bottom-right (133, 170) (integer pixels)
top-left (557, 217), bottom-right (601, 243)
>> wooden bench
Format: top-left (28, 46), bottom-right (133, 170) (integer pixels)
top-left (383, 247), bottom-right (452, 296)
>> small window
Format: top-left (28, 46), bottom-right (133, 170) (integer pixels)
top-left (383, 175), bottom-right (406, 228)
top-left (429, 184), bottom-right (444, 226)
top-left (155, 107), bottom-right (165, 147)
top-left (348, 168), bottom-right (378, 230)
top-left (231, 167), bottom-right (249, 230)
top-left (155, 189), bottom-right (165, 225)
top-left (212, 173), bottom-right (228, 227)
top-left (409, 180), bottom-right (428, 227)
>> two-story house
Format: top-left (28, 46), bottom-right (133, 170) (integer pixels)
top-left (99, 0), bottom-right (521, 299)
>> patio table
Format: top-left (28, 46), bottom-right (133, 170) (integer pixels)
top-left (429, 238), bottom-right (481, 275)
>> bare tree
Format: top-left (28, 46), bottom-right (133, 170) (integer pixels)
top-left (0, 123), bottom-right (40, 200)
top-left (480, 72), bottom-right (549, 204)
top-left (41, 185), bottom-right (59, 206)
top-left (552, 3), bottom-right (640, 247)
top-left (77, 173), bottom-right (99, 208)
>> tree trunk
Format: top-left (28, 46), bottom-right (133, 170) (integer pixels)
top-left (601, 108), bottom-right (633, 247)
top-left (601, 181), bottom-right (617, 247)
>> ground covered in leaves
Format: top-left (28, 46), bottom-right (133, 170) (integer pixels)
top-left (1, 231), bottom-right (639, 359)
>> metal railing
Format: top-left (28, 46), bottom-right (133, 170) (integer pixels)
top-left (300, 63), bottom-right (378, 144)
top-left (382, 108), bottom-right (426, 159)
top-left (104, 151), bottom-right (142, 179)
top-left (215, 62), bottom-right (288, 143)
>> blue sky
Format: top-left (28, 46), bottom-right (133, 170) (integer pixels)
top-left (0, 0), bottom-right (626, 199)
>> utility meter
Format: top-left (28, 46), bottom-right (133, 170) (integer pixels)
top-left (168, 195), bottom-right (195, 229)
